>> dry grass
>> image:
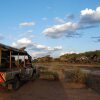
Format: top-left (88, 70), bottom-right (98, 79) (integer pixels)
top-left (35, 63), bottom-right (100, 91)
top-left (38, 66), bottom-right (59, 80)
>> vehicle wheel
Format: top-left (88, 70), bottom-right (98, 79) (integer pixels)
top-left (12, 76), bottom-right (21, 90)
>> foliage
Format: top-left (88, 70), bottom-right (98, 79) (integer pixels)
top-left (70, 67), bottom-right (87, 83)
top-left (33, 50), bottom-right (100, 64)
top-left (38, 66), bottom-right (48, 73)
top-left (33, 55), bottom-right (53, 63)
top-left (41, 71), bottom-right (59, 80)
top-left (38, 66), bottom-right (59, 80)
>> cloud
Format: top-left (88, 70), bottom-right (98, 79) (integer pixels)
top-left (80, 7), bottom-right (100, 24)
top-left (94, 38), bottom-right (100, 42)
top-left (91, 36), bottom-right (100, 42)
top-left (32, 52), bottom-right (52, 58)
top-left (43, 22), bottom-right (79, 38)
top-left (27, 30), bottom-right (33, 33)
top-left (19, 21), bottom-right (35, 28)
top-left (54, 17), bottom-right (65, 23)
top-left (12, 37), bottom-right (62, 51)
top-left (67, 14), bottom-right (75, 20)
top-left (17, 30), bottom-right (34, 39)
top-left (43, 6), bottom-right (100, 38)
top-left (29, 44), bottom-right (62, 52)
top-left (17, 38), bottom-right (31, 45)
top-left (42, 17), bottom-right (48, 21)
top-left (12, 37), bottom-right (62, 58)
top-left (31, 46), bottom-right (62, 58)
top-left (12, 37), bottom-right (32, 48)
top-left (91, 36), bottom-right (100, 38)
top-left (60, 51), bottom-right (78, 56)
top-left (65, 32), bottom-right (82, 38)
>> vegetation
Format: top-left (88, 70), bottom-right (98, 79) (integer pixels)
top-left (38, 66), bottom-right (59, 80)
top-left (33, 50), bottom-right (100, 64)
top-left (70, 67), bottom-right (87, 83)
top-left (40, 71), bottom-right (59, 80)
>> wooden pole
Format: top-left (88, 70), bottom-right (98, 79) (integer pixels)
top-left (24, 55), bottom-right (25, 67)
top-left (18, 53), bottom-right (19, 67)
top-left (10, 51), bottom-right (12, 69)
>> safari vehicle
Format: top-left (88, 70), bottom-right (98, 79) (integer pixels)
top-left (0, 43), bottom-right (36, 90)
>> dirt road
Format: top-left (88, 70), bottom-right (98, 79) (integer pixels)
top-left (0, 79), bottom-right (100, 100)
top-left (0, 80), bottom-right (67, 100)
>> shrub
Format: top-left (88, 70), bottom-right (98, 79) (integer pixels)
top-left (38, 66), bottom-right (48, 72)
top-left (70, 67), bottom-right (87, 83)
top-left (40, 71), bottom-right (59, 80)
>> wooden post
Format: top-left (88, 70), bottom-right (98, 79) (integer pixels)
top-left (10, 51), bottom-right (12, 69)
top-left (24, 55), bottom-right (25, 67)
top-left (0, 47), bottom-right (2, 66)
top-left (18, 53), bottom-right (19, 67)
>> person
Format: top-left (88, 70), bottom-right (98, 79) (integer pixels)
top-left (20, 61), bottom-right (24, 68)
top-left (25, 59), bottom-right (32, 68)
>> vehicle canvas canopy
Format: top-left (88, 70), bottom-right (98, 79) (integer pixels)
top-left (0, 43), bottom-right (32, 70)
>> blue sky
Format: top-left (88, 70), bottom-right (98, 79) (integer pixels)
top-left (0, 0), bottom-right (100, 58)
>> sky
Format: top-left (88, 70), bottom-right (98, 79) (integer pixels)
top-left (0, 0), bottom-right (100, 58)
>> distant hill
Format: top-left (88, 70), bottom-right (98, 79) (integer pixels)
top-left (33, 50), bottom-right (100, 64)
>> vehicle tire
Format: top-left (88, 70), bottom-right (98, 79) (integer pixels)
top-left (12, 76), bottom-right (21, 90)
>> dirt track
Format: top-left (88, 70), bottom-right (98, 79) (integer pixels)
top-left (0, 80), bottom-right (67, 100)
top-left (0, 79), bottom-right (100, 100)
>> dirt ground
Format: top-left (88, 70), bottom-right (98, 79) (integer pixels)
top-left (0, 79), bottom-right (100, 100)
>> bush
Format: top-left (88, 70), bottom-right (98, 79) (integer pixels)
top-left (70, 67), bottom-right (87, 83)
top-left (40, 71), bottom-right (59, 80)
top-left (38, 66), bottom-right (48, 72)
